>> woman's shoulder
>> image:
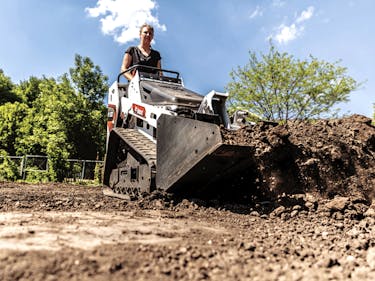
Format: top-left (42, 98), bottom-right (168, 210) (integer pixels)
top-left (125, 46), bottom-right (138, 54)
top-left (151, 49), bottom-right (161, 59)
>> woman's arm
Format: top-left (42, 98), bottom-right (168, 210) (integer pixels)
top-left (121, 53), bottom-right (134, 81)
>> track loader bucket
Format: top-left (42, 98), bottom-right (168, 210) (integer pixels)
top-left (156, 114), bottom-right (254, 196)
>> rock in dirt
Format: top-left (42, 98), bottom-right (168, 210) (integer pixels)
top-left (325, 196), bottom-right (350, 212)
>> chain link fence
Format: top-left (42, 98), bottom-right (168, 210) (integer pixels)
top-left (0, 155), bottom-right (104, 183)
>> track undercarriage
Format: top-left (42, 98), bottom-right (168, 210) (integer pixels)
top-left (103, 128), bottom-right (156, 200)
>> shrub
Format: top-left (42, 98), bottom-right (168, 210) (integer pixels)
top-left (0, 156), bottom-right (20, 181)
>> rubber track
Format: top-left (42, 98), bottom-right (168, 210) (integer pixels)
top-left (103, 128), bottom-right (157, 199)
top-left (113, 128), bottom-right (157, 166)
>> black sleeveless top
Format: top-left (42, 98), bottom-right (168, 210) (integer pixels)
top-left (125, 46), bottom-right (161, 73)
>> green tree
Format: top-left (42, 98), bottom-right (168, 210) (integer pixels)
top-left (69, 54), bottom-right (108, 109)
top-left (13, 76), bottom-right (44, 107)
top-left (15, 77), bottom-right (74, 181)
top-left (0, 102), bottom-right (29, 155)
top-left (0, 69), bottom-right (22, 105)
top-left (0, 156), bottom-right (20, 181)
top-left (68, 54), bottom-right (108, 160)
top-left (226, 44), bottom-right (359, 122)
top-left (1, 54), bottom-right (108, 181)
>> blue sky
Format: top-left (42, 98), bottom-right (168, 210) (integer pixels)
top-left (0, 0), bottom-right (374, 117)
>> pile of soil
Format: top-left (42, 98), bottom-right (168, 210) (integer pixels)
top-left (0, 114), bottom-right (374, 280)
top-left (222, 114), bottom-right (375, 201)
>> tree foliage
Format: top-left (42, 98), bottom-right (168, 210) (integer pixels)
top-left (1, 54), bottom-right (108, 181)
top-left (0, 102), bottom-right (29, 155)
top-left (0, 156), bottom-right (19, 181)
top-left (226, 43), bottom-right (359, 122)
top-left (68, 54), bottom-right (108, 160)
top-left (13, 76), bottom-right (44, 107)
top-left (69, 54), bottom-right (108, 109)
top-left (16, 77), bottom-right (76, 181)
top-left (0, 69), bottom-right (22, 105)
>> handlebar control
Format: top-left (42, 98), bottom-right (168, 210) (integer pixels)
top-left (117, 65), bottom-right (180, 83)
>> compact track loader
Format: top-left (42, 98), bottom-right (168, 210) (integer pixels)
top-left (103, 65), bottom-right (253, 199)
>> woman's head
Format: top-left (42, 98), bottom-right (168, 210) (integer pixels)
top-left (139, 24), bottom-right (154, 36)
top-left (139, 24), bottom-right (154, 46)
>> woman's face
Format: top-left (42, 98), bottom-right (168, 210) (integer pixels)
top-left (140, 27), bottom-right (153, 43)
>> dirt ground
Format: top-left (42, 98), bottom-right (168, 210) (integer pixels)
top-left (1, 114), bottom-right (374, 281)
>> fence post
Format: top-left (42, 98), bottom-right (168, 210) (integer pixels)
top-left (81, 160), bottom-right (86, 180)
top-left (22, 155), bottom-right (27, 180)
top-left (20, 156), bottom-right (25, 178)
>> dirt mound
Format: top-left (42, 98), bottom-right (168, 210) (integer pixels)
top-left (221, 114), bottom-right (375, 201)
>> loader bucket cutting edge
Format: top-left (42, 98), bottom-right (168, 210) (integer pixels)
top-left (156, 114), bottom-right (254, 195)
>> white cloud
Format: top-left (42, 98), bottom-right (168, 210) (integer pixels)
top-left (85, 0), bottom-right (166, 45)
top-left (270, 6), bottom-right (314, 44)
top-left (275, 24), bottom-right (300, 44)
top-left (250, 6), bottom-right (263, 19)
top-left (296, 6), bottom-right (314, 23)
